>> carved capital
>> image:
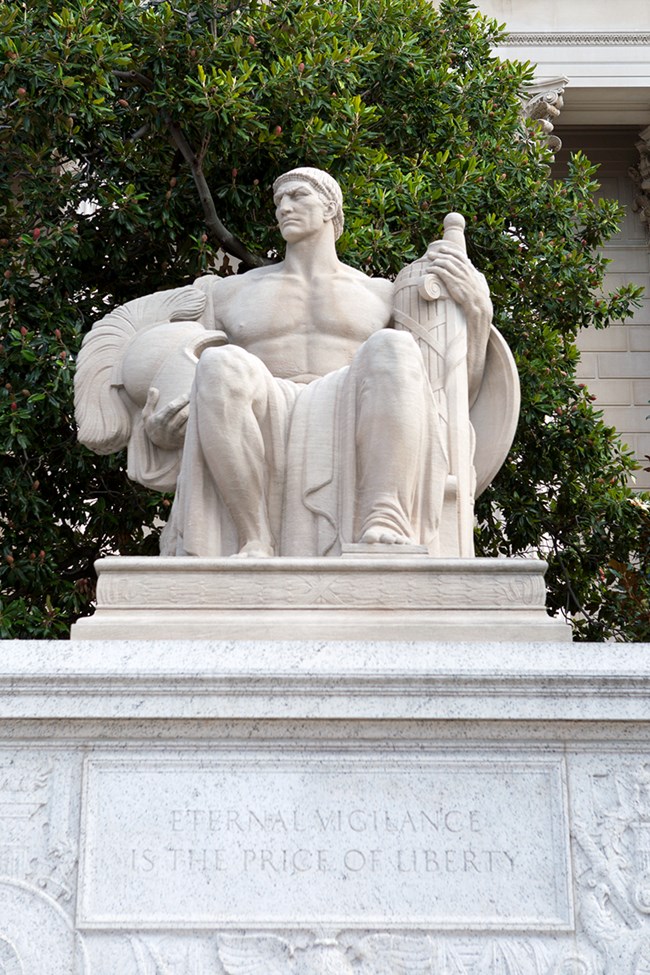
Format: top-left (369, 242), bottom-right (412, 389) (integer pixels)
top-left (521, 76), bottom-right (569, 152)
top-left (629, 124), bottom-right (650, 231)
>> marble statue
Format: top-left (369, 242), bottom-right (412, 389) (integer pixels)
top-left (75, 167), bottom-right (519, 558)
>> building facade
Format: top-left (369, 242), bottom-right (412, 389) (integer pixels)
top-left (479, 0), bottom-right (650, 489)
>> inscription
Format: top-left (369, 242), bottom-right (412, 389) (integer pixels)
top-left (78, 755), bottom-right (572, 930)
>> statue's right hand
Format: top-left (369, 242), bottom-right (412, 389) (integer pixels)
top-left (142, 386), bottom-right (190, 450)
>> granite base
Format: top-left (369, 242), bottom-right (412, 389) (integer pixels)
top-left (0, 640), bottom-right (649, 973)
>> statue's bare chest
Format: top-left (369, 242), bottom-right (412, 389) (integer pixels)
top-left (218, 274), bottom-right (390, 348)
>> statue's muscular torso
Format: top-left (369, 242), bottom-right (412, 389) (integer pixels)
top-left (195, 263), bottom-right (394, 380)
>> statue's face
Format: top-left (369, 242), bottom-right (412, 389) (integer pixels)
top-left (274, 178), bottom-right (332, 242)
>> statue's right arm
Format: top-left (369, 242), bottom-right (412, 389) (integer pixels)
top-left (142, 387), bottom-right (190, 450)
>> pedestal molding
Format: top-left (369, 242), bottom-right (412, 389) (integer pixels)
top-left (1, 641), bottom-right (648, 720)
top-left (70, 556), bottom-right (571, 642)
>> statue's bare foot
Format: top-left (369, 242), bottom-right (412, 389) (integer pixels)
top-left (233, 539), bottom-right (274, 558)
top-left (360, 527), bottom-right (413, 546)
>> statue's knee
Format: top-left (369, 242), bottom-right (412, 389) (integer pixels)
top-left (196, 346), bottom-right (259, 402)
top-left (360, 329), bottom-right (423, 381)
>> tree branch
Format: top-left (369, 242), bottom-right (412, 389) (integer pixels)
top-left (163, 116), bottom-right (270, 269)
top-left (112, 68), bottom-right (269, 269)
top-left (113, 69), bottom-right (155, 91)
top-left (128, 123), bottom-right (150, 143)
top-left (553, 547), bottom-right (595, 627)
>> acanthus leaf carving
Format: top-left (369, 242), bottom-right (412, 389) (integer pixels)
top-left (630, 125), bottom-right (650, 232)
top-left (521, 77), bottom-right (569, 153)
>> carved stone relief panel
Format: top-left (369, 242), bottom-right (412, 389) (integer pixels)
top-left (82, 931), bottom-right (605, 975)
top-left (96, 562), bottom-right (546, 611)
top-left (0, 878), bottom-right (89, 973)
top-left (0, 750), bottom-right (85, 971)
top-left (569, 756), bottom-right (650, 974)
top-left (2, 740), bottom-right (650, 973)
top-left (0, 751), bottom-right (80, 904)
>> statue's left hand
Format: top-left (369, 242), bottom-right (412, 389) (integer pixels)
top-left (424, 242), bottom-right (492, 330)
top-left (142, 386), bottom-right (190, 450)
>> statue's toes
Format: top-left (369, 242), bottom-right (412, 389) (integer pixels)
top-left (360, 527), bottom-right (412, 546)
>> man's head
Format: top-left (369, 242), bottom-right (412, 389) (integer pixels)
top-left (273, 167), bottom-right (344, 240)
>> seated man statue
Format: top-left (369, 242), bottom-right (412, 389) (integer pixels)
top-left (75, 167), bottom-right (518, 559)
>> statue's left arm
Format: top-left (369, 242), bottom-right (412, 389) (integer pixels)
top-left (423, 242), bottom-right (492, 407)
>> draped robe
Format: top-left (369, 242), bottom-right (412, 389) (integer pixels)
top-left (156, 328), bottom-right (449, 558)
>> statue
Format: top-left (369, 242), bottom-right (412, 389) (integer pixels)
top-left (75, 167), bottom-right (519, 559)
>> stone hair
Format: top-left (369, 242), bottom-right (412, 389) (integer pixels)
top-left (273, 167), bottom-right (345, 240)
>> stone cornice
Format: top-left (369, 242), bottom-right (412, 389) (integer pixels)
top-left (501, 32), bottom-right (650, 47)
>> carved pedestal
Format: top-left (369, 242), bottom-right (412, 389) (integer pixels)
top-left (70, 556), bottom-right (570, 641)
top-left (0, 640), bottom-right (649, 974)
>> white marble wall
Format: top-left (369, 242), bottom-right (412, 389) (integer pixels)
top-left (472, 0), bottom-right (650, 32)
top-left (429, 3), bottom-right (650, 487)
top-left (472, 0), bottom-right (650, 122)
top-left (461, 0), bottom-right (650, 490)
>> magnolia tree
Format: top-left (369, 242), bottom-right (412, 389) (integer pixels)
top-left (0, 0), bottom-right (648, 639)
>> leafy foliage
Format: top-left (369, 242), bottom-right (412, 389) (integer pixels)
top-left (1, 0), bottom-right (647, 639)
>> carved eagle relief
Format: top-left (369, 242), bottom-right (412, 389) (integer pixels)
top-left (217, 934), bottom-right (437, 975)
